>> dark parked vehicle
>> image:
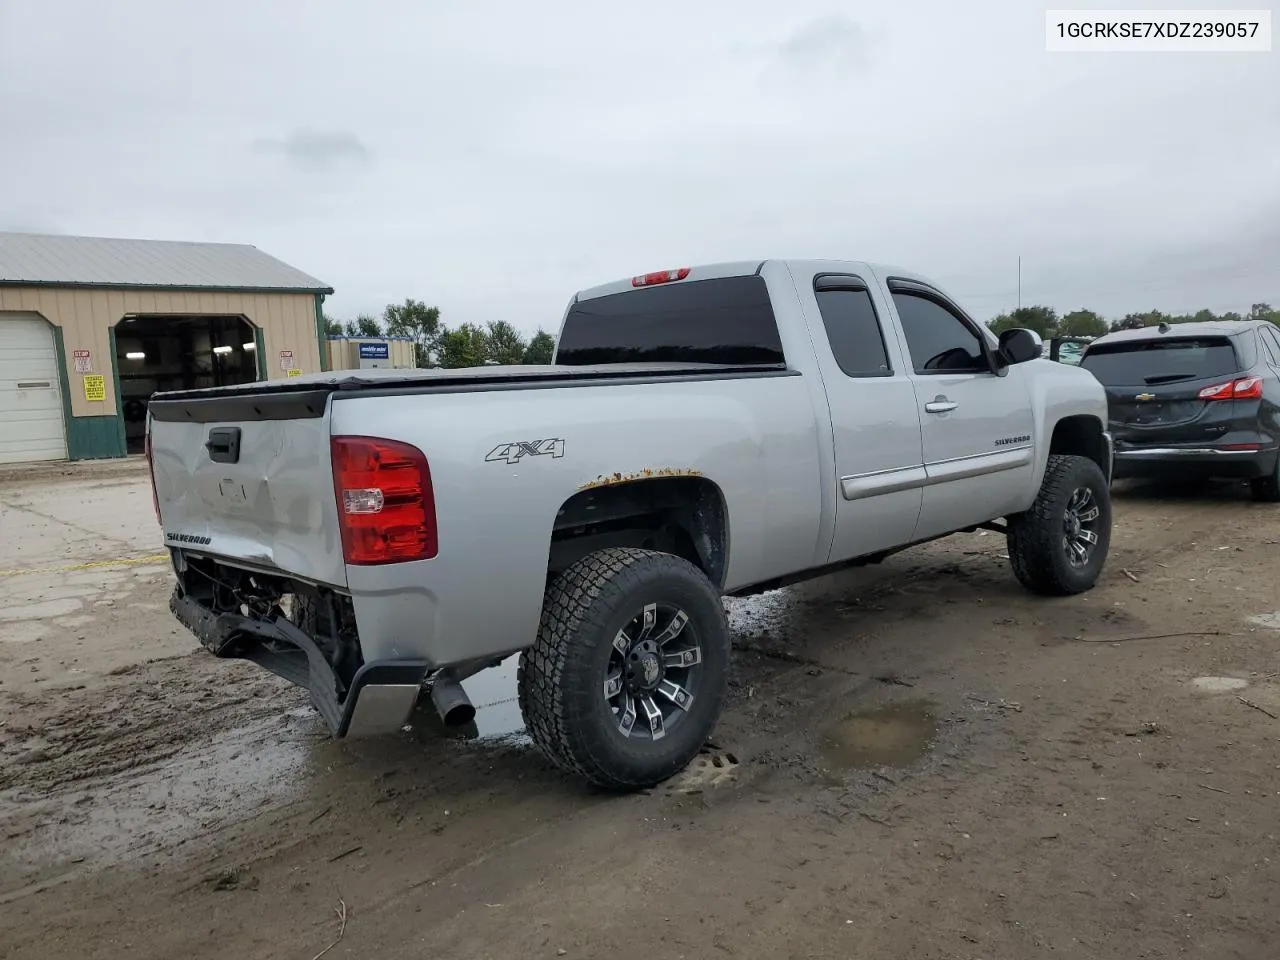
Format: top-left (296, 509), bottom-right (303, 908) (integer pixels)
top-left (1080, 321), bottom-right (1280, 501)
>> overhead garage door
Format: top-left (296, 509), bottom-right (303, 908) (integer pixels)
top-left (0, 315), bottom-right (68, 464)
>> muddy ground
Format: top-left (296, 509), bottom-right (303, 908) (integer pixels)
top-left (1, 460), bottom-right (1278, 960)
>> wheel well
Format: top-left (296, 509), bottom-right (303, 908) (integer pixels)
top-left (1049, 415), bottom-right (1109, 477)
top-left (549, 478), bottom-right (728, 587)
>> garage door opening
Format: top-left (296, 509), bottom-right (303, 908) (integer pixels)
top-left (115, 315), bottom-right (261, 453)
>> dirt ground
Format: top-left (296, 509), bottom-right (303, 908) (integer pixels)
top-left (1, 460), bottom-right (1278, 960)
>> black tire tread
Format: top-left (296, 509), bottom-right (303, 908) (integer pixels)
top-left (517, 547), bottom-right (726, 790)
top-left (1008, 454), bottom-right (1110, 596)
top-left (1250, 456), bottom-right (1280, 503)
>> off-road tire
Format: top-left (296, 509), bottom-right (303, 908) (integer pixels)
top-left (517, 548), bottom-right (729, 791)
top-left (1008, 454), bottom-right (1112, 596)
top-left (1250, 454), bottom-right (1280, 503)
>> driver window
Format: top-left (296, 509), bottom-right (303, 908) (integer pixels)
top-left (891, 292), bottom-right (988, 375)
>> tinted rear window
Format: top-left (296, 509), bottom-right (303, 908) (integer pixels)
top-left (1081, 337), bottom-right (1239, 385)
top-left (556, 275), bottom-right (785, 366)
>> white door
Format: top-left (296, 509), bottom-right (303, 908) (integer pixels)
top-left (0, 315), bottom-right (68, 464)
top-left (801, 274), bottom-right (926, 562)
top-left (884, 283), bottom-right (1035, 540)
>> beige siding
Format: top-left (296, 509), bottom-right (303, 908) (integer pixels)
top-left (0, 287), bottom-right (321, 417)
top-left (327, 339), bottom-right (417, 370)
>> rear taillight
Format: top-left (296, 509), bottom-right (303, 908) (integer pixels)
top-left (631, 267), bottom-right (691, 287)
top-left (144, 427), bottom-right (160, 524)
top-left (330, 436), bottom-right (437, 565)
top-left (1198, 376), bottom-right (1262, 400)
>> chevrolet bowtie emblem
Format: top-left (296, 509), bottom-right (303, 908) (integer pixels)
top-left (1135, 393), bottom-right (1156, 401)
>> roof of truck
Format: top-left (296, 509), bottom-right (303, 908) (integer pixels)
top-left (572, 258), bottom-right (930, 303)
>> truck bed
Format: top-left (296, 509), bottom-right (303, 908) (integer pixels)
top-left (147, 362), bottom-right (790, 422)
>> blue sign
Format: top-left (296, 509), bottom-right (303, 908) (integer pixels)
top-left (358, 342), bottom-right (390, 360)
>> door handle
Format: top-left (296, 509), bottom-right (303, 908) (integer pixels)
top-left (924, 398), bottom-right (957, 414)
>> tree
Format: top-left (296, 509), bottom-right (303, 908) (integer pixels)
top-left (523, 329), bottom-right (556, 364)
top-left (1192, 309), bottom-right (1218, 324)
top-left (323, 314), bottom-right (343, 336)
top-left (1220, 311), bottom-right (1244, 323)
top-left (1249, 302), bottom-right (1275, 321)
top-left (484, 320), bottom-right (527, 365)
top-left (384, 299), bottom-right (442, 367)
top-left (989, 305), bottom-right (1059, 338)
top-left (437, 323), bottom-right (490, 368)
top-left (1112, 313), bottom-right (1146, 331)
top-left (1058, 309), bottom-right (1107, 338)
top-left (343, 314), bottom-right (382, 338)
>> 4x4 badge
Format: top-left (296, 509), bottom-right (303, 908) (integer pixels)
top-left (1135, 393), bottom-right (1156, 401)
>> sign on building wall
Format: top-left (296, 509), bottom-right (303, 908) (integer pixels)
top-left (286, 368), bottom-right (303, 378)
top-left (358, 342), bottom-right (390, 360)
top-left (278, 349), bottom-right (293, 371)
top-left (83, 375), bottom-right (106, 401)
top-left (73, 349), bottom-right (93, 374)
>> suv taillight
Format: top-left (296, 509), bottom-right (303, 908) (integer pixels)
top-left (144, 427), bottom-right (160, 524)
top-left (1198, 376), bottom-right (1262, 401)
top-left (330, 436), bottom-right (438, 565)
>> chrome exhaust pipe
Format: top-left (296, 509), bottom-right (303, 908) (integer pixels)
top-left (430, 674), bottom-right (476, 727)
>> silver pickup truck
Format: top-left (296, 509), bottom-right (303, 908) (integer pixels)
top-left (147, 259), bottom-right (1113, 790)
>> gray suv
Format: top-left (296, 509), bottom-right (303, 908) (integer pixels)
top-left (1081, 320), bottom-right (1280, 501)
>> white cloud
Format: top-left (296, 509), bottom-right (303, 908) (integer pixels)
top-left (0, 0), bottom-right (1276, 329)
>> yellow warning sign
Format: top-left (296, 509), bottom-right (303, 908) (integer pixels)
top-left (286, 368), bottom-right (303, 378)
top-left (83, 374), bottom-right (106, 401)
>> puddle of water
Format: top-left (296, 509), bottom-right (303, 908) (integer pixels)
top-left (819, 700), bottom-right (938, 771)
top-left (460, 656), bottom-right (527, 743)
top-left (1249, 612), bottom-right (1280, 630)
top-left (1191, 676), bottom-right (1249, 693)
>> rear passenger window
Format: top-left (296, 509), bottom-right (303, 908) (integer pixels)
top-left (815, 288), bottom-right (891, 377)
top-left (891, 292), bottom-right (988, 374)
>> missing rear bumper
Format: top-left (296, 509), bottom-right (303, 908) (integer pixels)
top-left (170, 588), bottom-right (428, 737)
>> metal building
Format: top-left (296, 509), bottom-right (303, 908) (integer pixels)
top-left (0, 232), bottom-right (333, 463)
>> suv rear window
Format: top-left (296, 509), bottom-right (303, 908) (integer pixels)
top-left (1081, 337), bottom-right (1239, 386)
top-left (556, 275), bottom-right (785, 366)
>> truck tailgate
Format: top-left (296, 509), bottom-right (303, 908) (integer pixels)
top-left (148, 391), bottom-right (346, 588)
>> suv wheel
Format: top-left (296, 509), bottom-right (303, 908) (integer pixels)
top-left (518, 548), bottom-right (729, 791)
top-left (1008, 454), bottom-right (1113, 596)
top-left (1250, 453), bottom-right (1280, 503)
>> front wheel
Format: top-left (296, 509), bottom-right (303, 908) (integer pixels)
top-left (1007, 454), bottom-right (1112, 596)
top-left (517, 548), bottom-right (729, 791)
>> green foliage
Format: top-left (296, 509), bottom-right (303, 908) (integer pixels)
top-left (523, 330), bottom-right (556, 364)
top-left (323, 314), bottom-right (343, 337)
top-left (989, 306), bottom-right (1059, 338)
top-left (343, 314), bottom-right (383, 338)
top-left (484, 320), bottom-right (528, 365)
top-left (1058, 309), bottom-right (1107, 337)
top-left (437, 323), bottom-right (491, 368)
top-left (383, 299), bottom-right (442, 367)
top-left (988, 301), bottom-right (1277, 336)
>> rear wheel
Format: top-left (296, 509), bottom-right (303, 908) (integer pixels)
top-left (1250, 454), bottom-right (1280, 503)
top-left (517, 548), bottom-right (729, 790)
top-left (1008, 454), bottom-right (1112, 596)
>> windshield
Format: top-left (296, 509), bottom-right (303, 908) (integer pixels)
top-left (1080, 337), bottom-right (1239, 386)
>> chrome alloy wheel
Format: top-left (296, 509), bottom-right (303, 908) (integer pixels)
top-left (604, 602), bottom-right (703, 741)
top-left (1063, 485), bottom-right (1102, 567)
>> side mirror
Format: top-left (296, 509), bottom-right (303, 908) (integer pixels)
top-left (998, 328), bottom-right (1042, 366)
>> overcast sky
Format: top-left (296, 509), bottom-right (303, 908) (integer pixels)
top-left (1, 0), bottom-right (1276, 332)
